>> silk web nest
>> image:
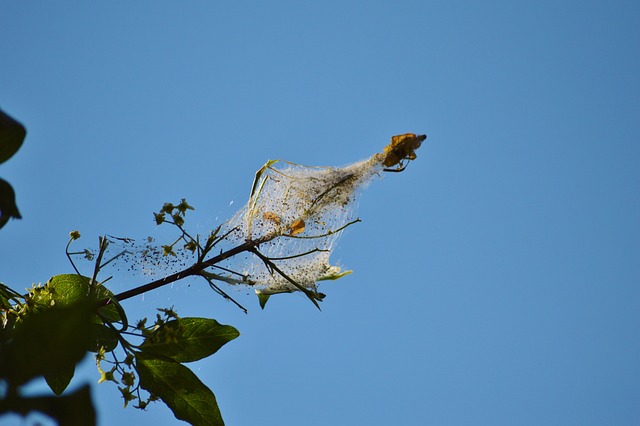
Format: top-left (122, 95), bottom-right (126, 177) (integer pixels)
top-left (96, 133), bottom-right (426, 306)
top-left (218, 132), bottom-right (426, 299)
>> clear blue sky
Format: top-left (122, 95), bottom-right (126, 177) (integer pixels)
top-left (2, 1), bottom-right (639, 425)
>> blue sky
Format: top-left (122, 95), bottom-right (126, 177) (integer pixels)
top-left (1, 1), bottom-right (639, 425)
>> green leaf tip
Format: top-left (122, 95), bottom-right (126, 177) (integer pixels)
top-left (256, 292), bottom-right (270, 309)
top-left (136, 352), bottom-right (224, 426)
top-left (0, 178), bottom-right (21, 229)
top-left (140, 317), bottom-right (239, 363)
top-left (318, 269), bottom-right (352, 281)
top-left (0, 109), bottom-right (26, 165)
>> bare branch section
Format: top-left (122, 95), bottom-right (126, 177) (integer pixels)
top-left (78, 133), bottom-right (426, 310)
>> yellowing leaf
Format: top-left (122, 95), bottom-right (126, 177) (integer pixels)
top-left (289, 219), bottom-right (305, 236)
top-left (262, 211), bottom-right (280, 226)
top-left (380, 133), bottom-right (426, 168)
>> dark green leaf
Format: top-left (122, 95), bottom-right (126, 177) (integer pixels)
top-left (88, 323), bottom-right (119, 352)
top-left (0, 109), bottom-right (24, 229)
top-left (97, 294), bottom-right (126, 325)
top-left (0, 178), bottom-right (21, 229)
top-left (25, 275), bottom-right (125, 358)
top-left (136, 352), bottom-right (224, 426)
top-left (0, 109), bottom-right (26, 165)
top-left (0, 384), bottom-right (96, 426)
top-left (140, 318), bottom-right (239, 363)
top-left (44, 362), bottom-right (75, 396)
top-left (4, 301), bottom-right (93, 386)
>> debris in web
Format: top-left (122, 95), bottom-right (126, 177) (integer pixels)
top-left (216, 156), bottom-right (380, 296)
top-left (209, 133), bottom-right (427, 303)
top-left (74, 133), bottom-right (426, 307)
top-left (95, 235), bottom-right (198, 278)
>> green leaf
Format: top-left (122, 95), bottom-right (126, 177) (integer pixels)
top-left (136, 352), bottom-right (224, 426)
top-left (22, 275), bottom-right (125, 379)
top-left (88, 323), bottom-right (119, 352)
top-left (96, 292), bottom-right (126, 325)
top-left (44, 274), bottom-right (125, 324)
top-left (0, 109), bottom-right (26, 165)
top-left (44, 362), bottom-right (76, 396)
top-left (0, 384), bottom-right (96, 426)
top-left (257, 292), bottom-right (270, 309)
top-left (140, 318), bottom-right (239, 363)
top-left (43, 274), bottom-right (95, 306)
top-left (29, 274), bottom-right (94, 311)
top-left (0, 178), bottom-right (21, 229)
top-left (3, 301), bottom-right (94, 387)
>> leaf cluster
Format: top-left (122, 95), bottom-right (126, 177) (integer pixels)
top-left (0, 275), bottom-right (101, 424)
top-left (0, 271), bottom-right (239, 425)
top-left (0, 109), bottom-right (26, 229)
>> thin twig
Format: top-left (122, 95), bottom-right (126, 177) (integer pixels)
top-left (65, 238), bottom-right (82, 276)
top-left (248, 247), bottom-right (322, 310)
top-left (200, 270), bottom-right (253, 286)
top-left (102, 206), bottom-right (353, 308)
top-left (209, 264), bottom-right (247, 278)
top-left (265, 247), bottom-right (329, 261)
top-left (209, 225), bottom-right (240, 248)
top-left (201, 274), bottom-right (248, 314)
top-left (100, 249), bottom-right (131, 269)
top-left (105, 239), bottom-right (259, 305)
top-left (91, 237), bottom-right (109, 287)
top-left (305, 173), bottom-right (355, 216)
top-left (284, 218), bottom-right (362, 240)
